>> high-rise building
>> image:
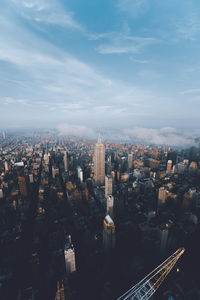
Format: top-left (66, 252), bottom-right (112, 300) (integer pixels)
top-left (158, 187), bottom-right (167, 206)
top-left (29, 174), bottom-right (34, 183)
top-left (63, 151), bottom-right (68, 172)
top-left (0, 189), bottom-right (3, 199)
top-left (105, 175), bottom-right (112, 197)
top-left (94, 136), bottom-right (105, 185)
top-left (44, 153), bottom-right (49, 165)
top-left (77, 166), bottom-right (83, 183)
top-left (18, 176), bottom-right (27, 197)
top-left (160, 228), bottom-right (168, 255)
top-left (106, 195), bottom-right (114, 219)
top-left (2, 131), bottom-right (6, 139)
top-left (52, 166), bottom-right (59, 179)
top-left (128, 153), bottom-right (133, 169)
top-left (4, 161), bottom-right (9, 172)
top-left (103, 215), bottom-right (116, 252)
top-left (64, 235), bottom-right (76, 275)
top-left (166, 160), bottom-right (172, 174)
top-left (55, 280), bottom-right (65, 300)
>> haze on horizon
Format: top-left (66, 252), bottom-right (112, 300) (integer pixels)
top-left (0, 0), bottom-right (200, 145)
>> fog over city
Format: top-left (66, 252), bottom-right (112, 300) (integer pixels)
top-left (1, 0), bottom-right (200, 146)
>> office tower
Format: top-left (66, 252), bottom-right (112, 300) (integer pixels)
top-left (29, 174), bottom-right (34, 183)
top-left (128, 153), bottom-right (133, 169)
top-left (63, 151), bottom-right (68, 172)
top-left (107, 154), bottom-right (112, 174)
top-left (166, 160), bottom-right (172, 174)
top-left (2, 131), bottom-right (6, 139)
top-left (103, 215), bottom-right (116, 252)
top-left (111, 171), bottom-right (115, 182)
top-left (55, 280), bottom-right (65, 300)
top-left (18, 176), bottom-right (27, 197)
top-left (52, 166), bottom-right (59, 179)
top-left (4, 161), bottom-right (9, 172)
top-left (64, 235), bottom-right (76, 275)
top-left (94, 136), bottom-right (105, 185)
top-left (158, 187), bottom-right (167, 206)
top-left (106, 195), bottom-right (114, 219)
top-left (44, 153), bottom-right (49, 165)
top-left (105, 175), bottom-right (112, 197)
top-left (77, 166), bottom-right (83, 183)
top-left (0, 189), bottom-right (3, 198)
top-left (160, 228), bottom-right (168, 256)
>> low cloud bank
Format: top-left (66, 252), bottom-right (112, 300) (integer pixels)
top-left (123, 127), bottom-right (197, 146)
top-left (57, 123), bottom-right (95, 138)
top-left (58, 124), bottom-right (197, 147)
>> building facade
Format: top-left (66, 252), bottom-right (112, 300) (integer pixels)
top-left (103, 215), bottom-right (116, 252)
top-left (94, 138), bottom-right (105, 185)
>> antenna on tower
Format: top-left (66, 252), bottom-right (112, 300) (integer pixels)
top-left (98, 131), bottom-right (102, 143)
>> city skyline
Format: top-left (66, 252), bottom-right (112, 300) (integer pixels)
top-left (0, 0), bottom-right (200, 143)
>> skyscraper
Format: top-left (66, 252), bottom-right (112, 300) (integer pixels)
top-left (166, 160), bottom-right (172, 174)
top-left (4, 161), bottom-right (9, 172)
top-left (63, 151), bottom-right (68, 172)
top-left (94, 136), bottom-right (105, 185)
top-left (44, 153), bottom-right (49, 165)
top-left (106, 195), bottom-right (114, 219)
top-left (77, 166), bottom-right (83, 183)
top-left (105, 175), bottom-right (112, 197)
top-left (64, 235), bottom-right (76, 275)
top-left (158, 187), bottom-right (167, 206)
top-left (160, 227), bottom-right (168, 256)
top-left (128, 153), bottom-right (133, 169)
top-left (103, 215), bottom-right (116, 252)
top-left (18, 176), bottom-right (27, 197)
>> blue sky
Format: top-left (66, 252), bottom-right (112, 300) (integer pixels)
top-left (0, 0), bottom-right (200, 144)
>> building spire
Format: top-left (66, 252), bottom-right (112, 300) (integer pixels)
top-left (98, 132), bottom-right (102, 143)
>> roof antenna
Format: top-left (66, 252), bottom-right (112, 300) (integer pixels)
top-left (98, 131), bottom-right (102, 143)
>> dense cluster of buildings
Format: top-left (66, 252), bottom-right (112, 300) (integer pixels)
top-left (0, 130), bottom-right (200, 299)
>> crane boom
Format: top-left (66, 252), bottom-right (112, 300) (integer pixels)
top-left (117, 248), bottom-right (185, 300)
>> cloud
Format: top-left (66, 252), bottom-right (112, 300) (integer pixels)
top-left (129, 57), bottom-right (150, 64)
top-left (123, 127), bottom-right (196, 146)
top-left (0, 13), bottom-right (160, 128)
top-left (57, 123), bottom-right (95, 138)
top-left (11, 0), bottom-right (83, 31)
top-left (57, 125), bottom-right (198, 147)
top-left (181, 89), bottom-right (200, 95)
top-left (117, 0), bottom-right (149, 18)
top-left (175, 13), bottom-right (200, 41)
top-left (96, 32), bottom-right (156, 54)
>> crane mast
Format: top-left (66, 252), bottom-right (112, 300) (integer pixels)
top-left (117, 248), bottom-right (185, 300)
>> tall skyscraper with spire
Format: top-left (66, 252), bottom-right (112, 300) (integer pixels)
top-left (94, 135), bottom-right (105, 185)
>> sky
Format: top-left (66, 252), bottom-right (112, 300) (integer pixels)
top-left (0, 0), bottom-right (200, 145)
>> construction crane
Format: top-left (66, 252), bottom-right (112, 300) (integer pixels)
top-left (117, 248), bottom-right (185, 300)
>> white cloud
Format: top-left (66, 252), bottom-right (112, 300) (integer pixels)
top-left (175, 13), bottom-right (200, 41)
top-left (129, 57), bottom-right (150, 64)
top-left (123, 127), bottom-right (196, 146)
top-left (58, 123), bottom-right (95, 138)
top-left (96, 33), bottom-right (156, 54)
top-left (117, 0), bottom-right (149, 18)
top-left (11, 0), bottom-right (83, 31)
top-left (0, 13), bottom-right (158, 127)
top-left (181, 89), bottom-right (200, 95)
